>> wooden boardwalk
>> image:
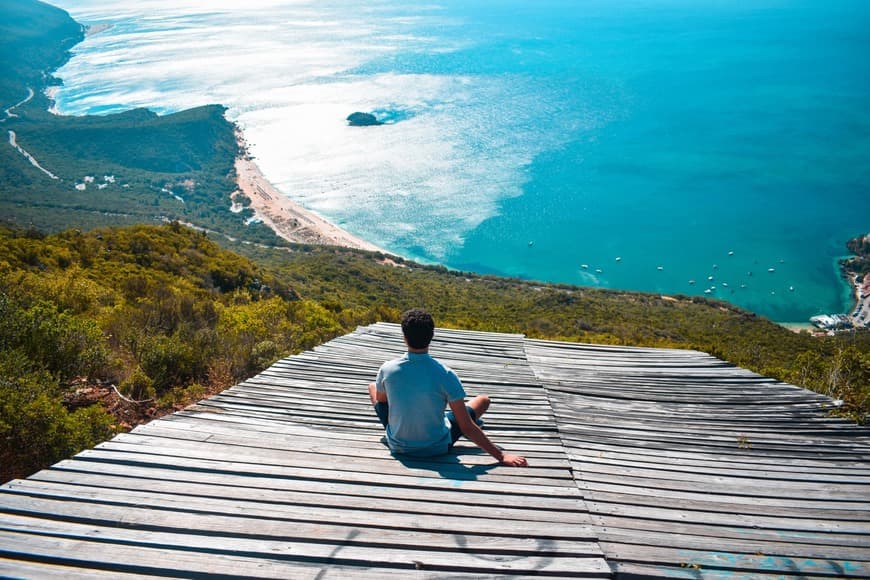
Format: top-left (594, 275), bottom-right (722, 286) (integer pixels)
top-left (525, 339), bottom-right (870, 578)
top-left (1, 322), bottom-right (868, 578)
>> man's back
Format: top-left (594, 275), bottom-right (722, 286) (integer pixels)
top-left (376, 352), bottom-right (465, 456)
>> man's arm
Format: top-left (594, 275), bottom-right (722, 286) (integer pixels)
top-left (448, 399), bottom-right (528, 467)
top-left (368, 382), bottom-right (388, 404)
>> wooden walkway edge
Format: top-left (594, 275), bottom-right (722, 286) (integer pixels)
top-left (1, 323), bottom-right (868, 578)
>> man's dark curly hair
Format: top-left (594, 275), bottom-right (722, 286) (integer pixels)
top-left (401, 308), bottom-right (435, 350)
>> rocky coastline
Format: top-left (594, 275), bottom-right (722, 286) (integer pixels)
top-left (811, 234), bottom-right (869, 333)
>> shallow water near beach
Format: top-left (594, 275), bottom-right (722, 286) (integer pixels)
top-left (49, 0), bottom-right (870, 323)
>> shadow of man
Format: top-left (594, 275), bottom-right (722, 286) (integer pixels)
top-left (380, 437), bottom-right (500, 481)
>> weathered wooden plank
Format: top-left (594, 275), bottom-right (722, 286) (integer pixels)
top-left (607, 561), bottom-right (804, 580)
top-left (83, 429), bottom-right (578, 486)
top-left (0, 507), bottom-right (601, 560)
top-left (180, 405), bottom-right (567, 442)
top-left (548, 401), bottom-right (863, 429)
top-left (236, 379), bottom-right (555, 406)
top-left (26, 469), bottom-right (588, 520)
top-left (592, 516), bottom-right (867, 559)
top-left (578, 485), bottom-right (870, 518)
top-left (598, 542), bottom-right (868, 578)
top-left (571, 453), bottom-right (870, 483)
top-left (554, 402), bottom-right (848, 423)
top-left (557, 428), bottom-right (870, 459)
top-left (207, 390), bottom-right (559, 424)
top-left (34, 460), bottom-right (583, 522)
top-left (571, 462), bottom-right (870, 494)
top-left (557, 425), bottom-right (870, 455)
top-left (44, 449), bottom-right (584, 497)
top-left (191, 399), bottom-right (562, 439)
top-left (0, 487), bottom-right (596, 542)
top-left (563, 439), bottom-right (870, 472)
top-left (0, 529), bottom-right (457, 579)
top-left (225, 383), bottom-right (555, 413)
top-left (133, 422), bottom-right (572, 462)
top-left (0, 558), bottom-right (146, 579)
top-left (130, 420), bottom-right (561, 458)
top-left (0, 513), bottom-right (606, 576)
top-left (140, 414), bottom-right (571, 457)
top-left (88, 440), bottom-right (575, 486)
top-left (594, 526), bottom-right (870, 562)
top-left (583, 499), bottom-right (870, 533)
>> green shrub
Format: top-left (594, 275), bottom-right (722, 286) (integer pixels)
top-left (0, 293), bottom-right (107, 382)
top-left (138, 334), bottom-right (199, 393)
top-left (119, 366), bottom-right (156, 401)
top-left (0, 351), bottom-right (115, 481)
top-left (251, 340), bottom-right (280, 370)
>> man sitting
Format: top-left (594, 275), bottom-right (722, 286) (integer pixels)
top-left (369, 309), bottom-right (528, 467)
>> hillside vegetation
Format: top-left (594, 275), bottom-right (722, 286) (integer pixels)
top-left (0, 0), bottom-right (282, 245)
top-left (2, 224), bottom-right (867, 482)
top-left (0, 0), bottom-right (83, 110)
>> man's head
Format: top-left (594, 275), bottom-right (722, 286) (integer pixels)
top-left (401, 308), bottom-right (435, 350)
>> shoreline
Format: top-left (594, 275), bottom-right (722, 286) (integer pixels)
top-left (234, 149), bottom-right (383, 254)
top-left (805, 252), bottom-right (869, 334)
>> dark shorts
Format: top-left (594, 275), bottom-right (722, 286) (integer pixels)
top-left (374, 402), bottom-right (478, 445)
top-left (446, 405), bottom-right (479, 445)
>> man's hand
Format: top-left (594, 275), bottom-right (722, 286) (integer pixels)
top-left (499, 453), bottom-right (528, 467)
top-left (448, 399), bottom-right (528, 467)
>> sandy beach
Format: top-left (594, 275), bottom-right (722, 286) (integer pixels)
top-left (234, 154), bottom-right (383, 253)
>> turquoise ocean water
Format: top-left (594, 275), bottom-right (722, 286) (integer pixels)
top-left (50, 0), bottom-right (870, 322)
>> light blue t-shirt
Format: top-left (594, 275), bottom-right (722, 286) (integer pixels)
top-left (375, 352), bottom-right (467, 456)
